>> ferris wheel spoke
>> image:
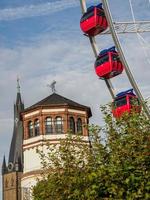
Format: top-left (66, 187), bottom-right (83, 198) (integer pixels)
top-left (102, 21), bottom-right (150, 34)
top-left (128, 0), bottom-right (150, 65)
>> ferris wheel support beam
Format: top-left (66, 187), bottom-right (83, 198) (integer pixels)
top-left (80, 0), bottom-right (86, 13)
top-left (102, 21), bottom-right (150, 35)
top-left (101, 0), bottom-right (150, 119)
top-left (79, 0), bottom-right (115, 99)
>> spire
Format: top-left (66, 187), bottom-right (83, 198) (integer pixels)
top-left (8, 81), bottom-right (24, 172)
top-left (2, 155), bottom-right (7, 175)
top-left (16, 77), bottom-right (23, 106)
top-left (17, 76), bottom-right (20, 93)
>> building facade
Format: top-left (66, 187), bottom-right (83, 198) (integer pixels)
top-left (2, 84), bottom-right (92, 200)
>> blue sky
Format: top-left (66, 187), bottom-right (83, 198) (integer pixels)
top-left (0, 0), bottom-right (150, 198)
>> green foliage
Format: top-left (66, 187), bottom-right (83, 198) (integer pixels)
top-left (33, 106), bottom-right (150, 200)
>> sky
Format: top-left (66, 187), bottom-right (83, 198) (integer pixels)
top-left (0, 0), bottom-right (150, 198)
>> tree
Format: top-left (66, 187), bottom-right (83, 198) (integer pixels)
top-left (100, 105), bottom-right (150, 199)
top-left (32, 106), bottom-right (150, 200)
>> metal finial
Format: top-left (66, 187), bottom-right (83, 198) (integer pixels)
top-left (47, 80), bottom-right (56, 93)
top-left (17, 76), bottom-right (20, 93)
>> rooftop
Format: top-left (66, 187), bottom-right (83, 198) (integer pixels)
top-left (23, 93), bottom-right (92, 117)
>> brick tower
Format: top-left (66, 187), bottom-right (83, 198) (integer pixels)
top-left (21, 92), bottom-right (92, 198)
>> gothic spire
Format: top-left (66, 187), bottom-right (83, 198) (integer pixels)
top-left (17, 76), bottom-right (20, 93)
top-left (16, 77), bottom-right (23, 106)
top-left (2, 155), bottom-right (7, 175)
top-left (8, 81), bottom-right (24, 172)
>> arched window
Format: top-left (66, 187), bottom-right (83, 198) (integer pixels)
top-left (77, 118), bottom-right (82, 134)
top-left (28, 121), bottom-right (33, 138)
top-left (34, 119), bottom-right (40, 136)
top-left (55, 116), bottom-right (63, 134)
top-left (69, 117), bottom-right (75, 133)
top-left (11, 177), bottom-right (14, 187)
top-left (45, 117), bottom-right (53, 134)
top-left (5, 179), bottom-right (8, 188)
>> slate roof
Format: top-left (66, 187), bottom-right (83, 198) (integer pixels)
top-left (2, 156), bottom-right (6, 175)
top-left (23, 93), bottom-right (92, 117)
top-left (7, 91), bottom-right (24, 173)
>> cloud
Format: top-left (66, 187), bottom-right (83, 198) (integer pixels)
top-left (0, 0), bottom-right (80, 21)
top-left (0, 0), bottom-right (100, 21)
top-left (0, 1), bottom-right (150, 199)
top-left (0, 34), bottom-right (110, 125)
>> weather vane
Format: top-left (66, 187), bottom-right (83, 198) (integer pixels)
top-left (47, 80), bottom-right (56, 93)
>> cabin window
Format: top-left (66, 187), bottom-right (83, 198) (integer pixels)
top-left (55, 116), bottom-right (63, 134)
top-left (114, 96), bottom-right (127, 108)
top-left (28, 121), bottom-right (33, 138)
top-left (77, 118), bottom-right (82, 134)
top-left (112, 54), bottom-right (120, 62)
top-left (34, 119), bottom-right (40, 136)
top-left (97, 9), bottom-right (105, 17)
top-left (95, 54), bottom-right (109, 67)
top-left (45, 117), bottom-right (53, 134)
top-left (80, 10), bottom-right (94, 22)
top-left (69, 117), bottom-right (75, 134)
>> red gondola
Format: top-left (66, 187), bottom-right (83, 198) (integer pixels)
top-left (112, 89), bottom-right (141, 118)
top-left (80, 3), bottom-right (108, 36)
top-left (94, 46), bottom-right (124, 79)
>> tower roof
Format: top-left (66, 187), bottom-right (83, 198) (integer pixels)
top-left (8, 80), bottom-right (24, 172)
top-left (23, 93), bottom-right (92, 117)
top-left (2, 155), bottom-right (7, 175)
top-left (16, 77), bottom-right (23, 106)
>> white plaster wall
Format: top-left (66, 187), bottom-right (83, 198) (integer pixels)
top-left (22, 175), bottom-right (37, 188)
top-left (21, 175), bottom-right (40, 200)
top-left (23, 134), bottom-right (89, 173)
top-left (23, 134), bottom-right (67, 173)
top-left (22, 134), bottom-right (89, 199)
top-left (23, 146), bottom-right (42, 173)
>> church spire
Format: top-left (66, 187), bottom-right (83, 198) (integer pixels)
top-left (16, 77), bottom-right (23, 106)
top-left (2, 155), bottom-right (7, 175)
top-left (8, 81), bottom-right (24, 172)
top-left (17, 76), bottom-right (20, 93)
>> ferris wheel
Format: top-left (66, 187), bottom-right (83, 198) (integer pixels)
top-left (79, 0), bottom-right (150, 119)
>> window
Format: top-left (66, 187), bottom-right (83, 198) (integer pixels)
top-left (77, 118), bottom-right (82, 134)
top-left (11, 177), bottom-right (14, 187)
top-left (45, 117), bottom-right (53, 134)
top-left (28, 121), bottom-right (33, 138)
top-left (5, 179), bottom-right (8, 188)
top-left (97, 9), bottom-right (105, 17)
top-left (95, 54), bottom-right (109, 67)
top-left (80, 10), bottom-right (94, 22)
top-left (69, 117), bottom-right (75, 134)
top-left (114, 96), bottom-right (127, 108)
top-left (112, 54), bottom-right (120, 62)
top-left (55, 116), bottom-right (63, 134)
top-left (34, 119), bottom-right (40, 136)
